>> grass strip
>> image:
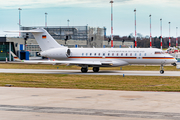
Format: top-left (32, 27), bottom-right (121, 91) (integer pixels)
top-left (0, 73), bottom-right (180, 92)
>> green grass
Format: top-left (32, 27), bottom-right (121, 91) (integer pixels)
top-left (1, 73), bottom-right (180, 92)
top-left (0, 63), bottom-right (180, 91)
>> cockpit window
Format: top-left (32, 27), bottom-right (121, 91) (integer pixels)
top-left (155, 51), bottom-right (165, 54)
top-left (155, 52), bottom-right (161, 54)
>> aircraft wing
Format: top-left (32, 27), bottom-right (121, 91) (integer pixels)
top-left (22, 60), bottom-right (128, 66)
top-left (11, 51), bottom-right (129, 66)
top-left (23, 60), bottom-right (102, 66)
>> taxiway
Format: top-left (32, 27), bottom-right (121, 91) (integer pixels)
top-left (0, 68), bottom-right (179, 76)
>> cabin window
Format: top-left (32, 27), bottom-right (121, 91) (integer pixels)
top-left (121, 53), bottom-right (123, 56)
top-left (135, 53), bottom-right (137, 56)
top-left (112, 53), bottom-right (114, 56)
top-left (98, 53), bottom-right (100, 56)
top-left (126, 53), bottom-right (128, 56)
top-left (82, 53), bottom-right (84, 56)
top-left (130, 53), bottom-right (132, 56)
top-left (108, 53), bottom-right (110, 56)
top-left (139, 53), bottom-right (141, 56)
top-left (90, 53), bottom-right (92, 56)
top-left (144, 53), bottom-right (146, 56)
top-left (103, 53), bottom-right (105, 56)
top-left (86, 53), bottom-right (88, 56)
top-left (117, 53), bottom-right (119, 56)
top-left (94, 53), bottom-right (96, 56)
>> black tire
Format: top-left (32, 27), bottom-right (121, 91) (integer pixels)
top-left (173, 63), bottom-right (177, 66)
top-left (160, 70), bottom-right (164, 74)
top-left (81, 68), bottom-right (88, 73)
top-left (93, 67), bottom-right (99, 72)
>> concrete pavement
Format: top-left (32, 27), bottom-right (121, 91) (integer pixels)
top-left (0, 87), bottom-right (180, 120)
top-left (0, 68), bottom-right (180, 76)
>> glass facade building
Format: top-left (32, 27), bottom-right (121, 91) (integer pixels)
top-left (0, 42), bottom-right (15, 61)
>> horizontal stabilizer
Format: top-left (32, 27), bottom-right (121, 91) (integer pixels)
top-left (5, 29), bottom-right (44, 33)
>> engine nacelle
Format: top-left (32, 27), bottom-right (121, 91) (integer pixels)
top-left (40, 48), bottom-right (70, 60)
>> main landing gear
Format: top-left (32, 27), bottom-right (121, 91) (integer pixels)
top-left (81, 67), bottom-right (100, 73)
top-left (160, 64), bottom-right (164, 74)
top-left (81, 67), bottom-right (88, 73)
top-left (93, 67), bottom-right (99, 72)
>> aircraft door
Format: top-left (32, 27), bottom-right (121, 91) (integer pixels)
top-left (66, 49), bottom-right (71, 57)
top-left (137, 57), bottom-right (142, 59)
top-left (136, 53), bottom-right (142, 59)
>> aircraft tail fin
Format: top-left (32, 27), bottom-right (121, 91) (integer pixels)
top-left (31, 28), bottom-right (65, 51)
top-left (6, 28), bottom-right (65, 51)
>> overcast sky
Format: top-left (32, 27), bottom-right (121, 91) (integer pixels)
top-left (0, 0), bottom-right (180, 37)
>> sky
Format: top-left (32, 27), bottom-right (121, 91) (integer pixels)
top-left (0, 0), bottom-right (180, 37)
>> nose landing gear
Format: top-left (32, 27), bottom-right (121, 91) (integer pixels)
top-left (171, 63), bottom-right (177, 66)
top-left (160, 64), bottom-right (164, 74)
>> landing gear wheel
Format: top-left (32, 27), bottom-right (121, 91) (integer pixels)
top-left (81, 67), bottom-right (88, 73)
top-left (160, 70), bottom-right (164, 74)
top-left (172, 63), bottom-right (177, 66)
top-left (160, 64), bottom-right (164, 74)
top-left (93, 67), bottom-right (99, 72)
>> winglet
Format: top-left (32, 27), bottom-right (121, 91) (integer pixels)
top-left (10, 51), bottom-right (22, 62)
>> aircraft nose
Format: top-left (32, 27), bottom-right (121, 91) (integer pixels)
top-left (174, 59), bottom-right (177, 63)
top-left (171, 58), bottom-right (177, 63)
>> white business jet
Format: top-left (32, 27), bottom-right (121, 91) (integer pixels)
top-left (8, 28), bottom-right (177, 74)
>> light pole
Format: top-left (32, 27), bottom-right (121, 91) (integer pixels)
top-left (149, 14), bottom-right (152, 48)
top-left (67, 19), bottom-right (70, 27)
top-left (45, 12), bottom-right (48, 27)
top-left (169, 22), bottom-right (171, 48)
top-left (176, 27), bottom-right (178, 47)
top-left (18, 8), bottom-right (22, 37)
top-left (160, 18), bottom-right (162, 50)
top-left (134, 9), bottom-right (137, 48)
top-left (110, 0), bottom-right (114, 48)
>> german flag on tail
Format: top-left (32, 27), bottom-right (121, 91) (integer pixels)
top-left (42, 35), bottom-right (46, 39)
